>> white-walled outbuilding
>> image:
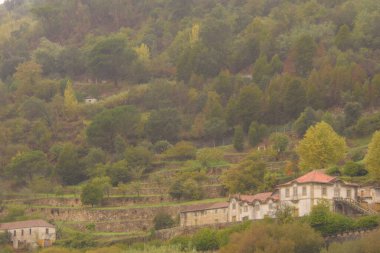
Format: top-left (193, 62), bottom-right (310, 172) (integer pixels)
top-left (0, 220), bottom-right (56, 249)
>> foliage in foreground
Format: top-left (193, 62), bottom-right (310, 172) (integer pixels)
top-left (37, 245), bottom-right (190, 253)
top-left (170, 221), bottom-right (251, 251)
top-left (322, 229), bottom-right (380, 253)
top-left (308, 201), bottom-right (379, 236)
top-left (219, 222), bottom-right (324, 253)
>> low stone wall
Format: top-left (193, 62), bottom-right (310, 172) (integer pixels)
top-left (324, 228), bottom-right (378, 245)
top-left (27, 205), bottom-right (181, 223)
top-left (15, 186), bottom-right (222, 209)
top-left (26, 205), bottom-right (181, 232)
top-left (18, 195), bottom-right (173, 208)
top-left (70, 219), bottom-right (154, 233)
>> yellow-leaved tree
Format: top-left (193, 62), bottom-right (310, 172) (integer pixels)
top-left (296, 121), bottom-right (347, 170)
top-left (64, 80), bottom-right (78, 115)
top-left (365, 131), bottom-right (380, 181)
top-left (134, 43), bottom-right (150, 63)
top-left (189, 23), bottom-right (200, 45)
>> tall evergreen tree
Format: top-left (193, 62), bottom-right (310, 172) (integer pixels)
top-left (293, 35), bottom-right (317, 77)
top-left (233, 125), bottom-right (244, 152)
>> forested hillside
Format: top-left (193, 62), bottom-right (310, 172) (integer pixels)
top-left (0, 0), bottom-right (379, 193)
top-left (1, 0), bottom-right (380, 252)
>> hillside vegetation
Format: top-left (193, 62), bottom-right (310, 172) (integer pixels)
top-left (0, 0), bottom-right (380, 252)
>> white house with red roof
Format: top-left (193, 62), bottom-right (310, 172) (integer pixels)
top-left (277, 170), bottom-right (359, 216)
top-left (228, 192), bottom-right (279, 222)
top-left (0, 219), bottom-right (56, 249)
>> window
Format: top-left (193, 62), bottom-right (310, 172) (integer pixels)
top-left (293, 187), bottom-right (298, 197)
top-left (334, 188), bottom-right (340, 197)
top-left (255, 204), bottom-right (260, 211)
top-left (302, 186), bottom-right (307, 196)
top-left (322, 187), bottom-right (327, 196)
top-left (244, 206), bottom-right (248, 212)
top-left (194, 212), bottom-right (198, 217)
top-left (285, 188), bottom-right (290, 197)
top-left (29, 229), bottom-right (32, 235)
top-left (214, 209), bottom-right (218, 214)
top-left (21, 230), bottom-right (24, 236)
top-left (46, 228), bottom-right (49, 234)
top-left (347, 189), bottom-right (352, 198)
top-left (13, 230), bottom-right (16, 236)
top-left (195, 219), bottom-right (198, 225)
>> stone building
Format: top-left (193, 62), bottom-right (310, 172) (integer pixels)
top-left (0, 220), bottom-right (56, 249)
top-left (179, 202), bottom-right (229, 227)
top-left (228, 192), bottom-right (279, 222)
top-left (180, 170), bottom-right (377, 227)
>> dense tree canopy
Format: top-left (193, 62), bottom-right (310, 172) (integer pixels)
top-left (0, 0), bottom-right (379, 193)
top-left (87, 106), bottom-right (140, 152)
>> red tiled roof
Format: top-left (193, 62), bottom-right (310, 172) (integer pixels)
top-left (0, 220), bottom-right (55, 230)
top-left (278, 171), bottom-right (337, 186)
top-left (180, 202), bottom-right (229, 213)
top-left (295, 171), bottom-right (336, 183)
top-left (234, 192), bottom-right (277, 203)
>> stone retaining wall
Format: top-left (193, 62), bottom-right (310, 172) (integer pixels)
top-left (18, 185), bottom-right (223, 208)
top-left (324, 228), bottom-right (378, 245)
top-left (70, 219), bottom-right (154, 233)
top-left (27, 205), bottom-right (181, 223)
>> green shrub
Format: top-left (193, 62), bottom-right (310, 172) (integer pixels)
top-left (269, 132), bottom-right (289, 153)
top-left (308, 201), bottom-right (354, 236)
top-left (153, 140), bottom-right (172, 154)
top-left (354, 113), bottom-right (380, 137)
top-left (196, 147), bottom-right (224, 168)
top-left (324, 213), bottom-right (354, 235)
top-left (0, 231), bottom-right (11, 245)
top-left (153, 212), bottom-right (175, 230)
top-left (125, 146), bottom-right (153, 170)
top-left (170, 235), bottom-right (192, 251)
top-left (85, 223), bottom-right (96, 232)
top-left (60, 232), bottom-right (96, 249)
top-left (0, 206), bottom-right (26, 222)
top-left (350, 149), bottom-right (366, 162)
top-left (81, 182), bottom-right (104, 207)
top-left (326, 166), bottom-right (341, 176)
top-left (354, 216), bottom-right (379, 230)
top-left (342, 162), bottom-right (368, 177)
top-left (164, 141), bottom-right (197, 160)
top-left (192, 228), bottom-right (219, 251)
top-left (169, 178), bottom-right (203, 201)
